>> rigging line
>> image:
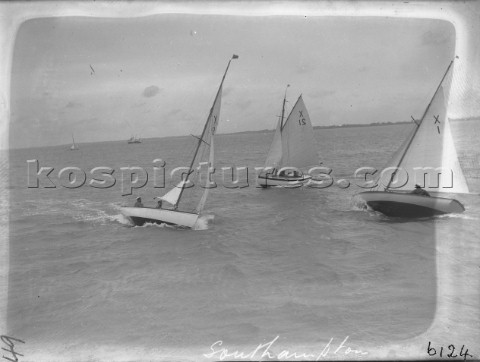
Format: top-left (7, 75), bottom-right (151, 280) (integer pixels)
top-left (280, 94), bottom-right (303, 131)
top-left (190, 134), bottom-right (210, 146)
top-left (385, 60), bottom-right (454, 190)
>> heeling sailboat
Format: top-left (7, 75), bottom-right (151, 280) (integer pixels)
top-left (120, 55), bottom-right (238, 228)
top-left (70, 134), bottom-right (79, 150)
top-left (257, 86), bottom-right (319, 187)
top-left (357, 60), bottom-right (469, 217)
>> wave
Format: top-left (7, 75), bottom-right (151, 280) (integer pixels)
top-left (436, 212), bottom-right (479, 220)
top-left (194, 213), bottom-right (214, 230)
top-left (20, 198), bottom-right (127, 225)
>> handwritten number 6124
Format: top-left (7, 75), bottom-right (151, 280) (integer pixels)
top-left (427, 341), bottom-right (473, 360)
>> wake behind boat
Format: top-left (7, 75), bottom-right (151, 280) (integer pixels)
top-left (257, 86), bottom-right (319, 187)
top-left (120, 55), bottom-right (238, 228)
top-left (357, 60), bottom-right (469, 218)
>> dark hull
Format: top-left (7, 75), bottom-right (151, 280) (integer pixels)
top-left (357, 191), bottom-right (465, 218)
top-left (367, 200), bottom-right (443, 217)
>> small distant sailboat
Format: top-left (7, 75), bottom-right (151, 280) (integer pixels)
top-left (120, 55), bottom-right (238, 228)
top-left (70, 134), bottom-right (79, 150)
top-left (257, 86), bottom-right (319, 187)
top-left (127, 135), bottom-right (142, 144)
top-left (357, 60), bottom-right (469, 217)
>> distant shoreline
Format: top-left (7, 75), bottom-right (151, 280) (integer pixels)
top-left (222, 120), bottom-right (413, 136)
top-left (221, 117), bottom-right (479, 136)
top-left (5, 118), bottom-right (479, 150)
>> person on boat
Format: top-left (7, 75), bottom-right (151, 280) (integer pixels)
top-left (134, 197), bottom-right (144, 207)
top-left (156, 200), bottom-right (163, 209)
top-left (412, 184), bottom-right (431, 197)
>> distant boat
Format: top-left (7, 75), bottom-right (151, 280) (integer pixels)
top-left (120, 54), bottom-right (238, 228)
top-left (257, 86), bottom-right (319, 187)
top-left (127, 135), bottom-right (142, 144)
top-left (70, 134), bottom-right (79, 150)
top-left (357, 60), bottom-right (469, 217)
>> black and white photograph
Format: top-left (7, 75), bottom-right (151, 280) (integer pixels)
top-left (0, 1), bottom-right (479, 361)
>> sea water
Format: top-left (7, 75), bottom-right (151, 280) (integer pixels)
top-left (4, 122), bottom-right (480, 360)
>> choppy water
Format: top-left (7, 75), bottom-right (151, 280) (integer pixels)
top-left (5, 121), bottom-right (480, 360)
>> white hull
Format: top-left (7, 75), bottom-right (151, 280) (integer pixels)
top-left (257, 174), bottom-right (312, 188)
top-left (120, 207), bottom-right (199, 228)
top-left (357, 191), bottom-right (465, 217)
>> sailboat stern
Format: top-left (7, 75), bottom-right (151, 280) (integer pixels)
top-left (357, 191), bottom-right (465, 217)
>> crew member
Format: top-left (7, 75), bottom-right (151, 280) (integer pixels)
top-left (412, 184), bottom-right (430, 197)
top-left (134, 197), bottom-right (144, 207)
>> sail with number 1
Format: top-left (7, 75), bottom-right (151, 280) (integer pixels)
top-left (120, 55), bottom-right (238, 228)
top-left (357, 60), bottom-right (469, 217)
top-left (258, 86), bottom-right (319, 187)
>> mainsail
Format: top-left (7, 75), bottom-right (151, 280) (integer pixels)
top-left (162, 56), bottom-right (236, 214)
top-left (264, 93), bottom-right (318, 170)
top-left (280, 95), bottom-right (318, 169)
top-left (377, 61), bottom-right (469, 194)
top-left (196, 85), bottom-right (222, 213)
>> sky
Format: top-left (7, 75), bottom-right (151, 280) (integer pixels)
top-left (10, 14), bottom-right (456, 148)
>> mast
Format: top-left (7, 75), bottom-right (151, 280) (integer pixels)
top-left (174, 54), bottom-right (238, 209)
top-left (385, 60), bottom-right (454, 190)
top-left (280, 84), bottom-right (289, 129)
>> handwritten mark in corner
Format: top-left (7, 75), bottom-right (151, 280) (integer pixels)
top-left (1, 335), bottom-right (25, 362)
top-left (427, 341), bottom-right (474, 360)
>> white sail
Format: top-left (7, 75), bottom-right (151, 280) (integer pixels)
top-left (380, 63), bottom-right (469, 194)
top-left (120, 55), bottom-right (237, 228)
top-left (264, 116), bottom-right (283, 168)
top-left (70, 134), bottom-right (78, 150)
top-left (158, 180), bottom-right (187, 206)
top-left (280, 95), bottom-right (318, 168)
top-left (196, 85), bottom-right (222, 213)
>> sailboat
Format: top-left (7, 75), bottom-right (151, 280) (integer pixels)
top-left (120, 55), bottom-right (238, 228)
top-left (357, 60), bottom-right (469, 217)
top-left (70, 134), bottom-right (79, 150)
top-left (257, 86), bottom-right (319, 187)
top-left (127, 135), bottom-right (142, 144)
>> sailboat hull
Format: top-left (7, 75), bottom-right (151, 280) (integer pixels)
top-left (357, 191), bottom-right (465, 217)
top-left (257, 174), bottom-right (312, 188)
top-left (120, 207), bottom-right (199, 228)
